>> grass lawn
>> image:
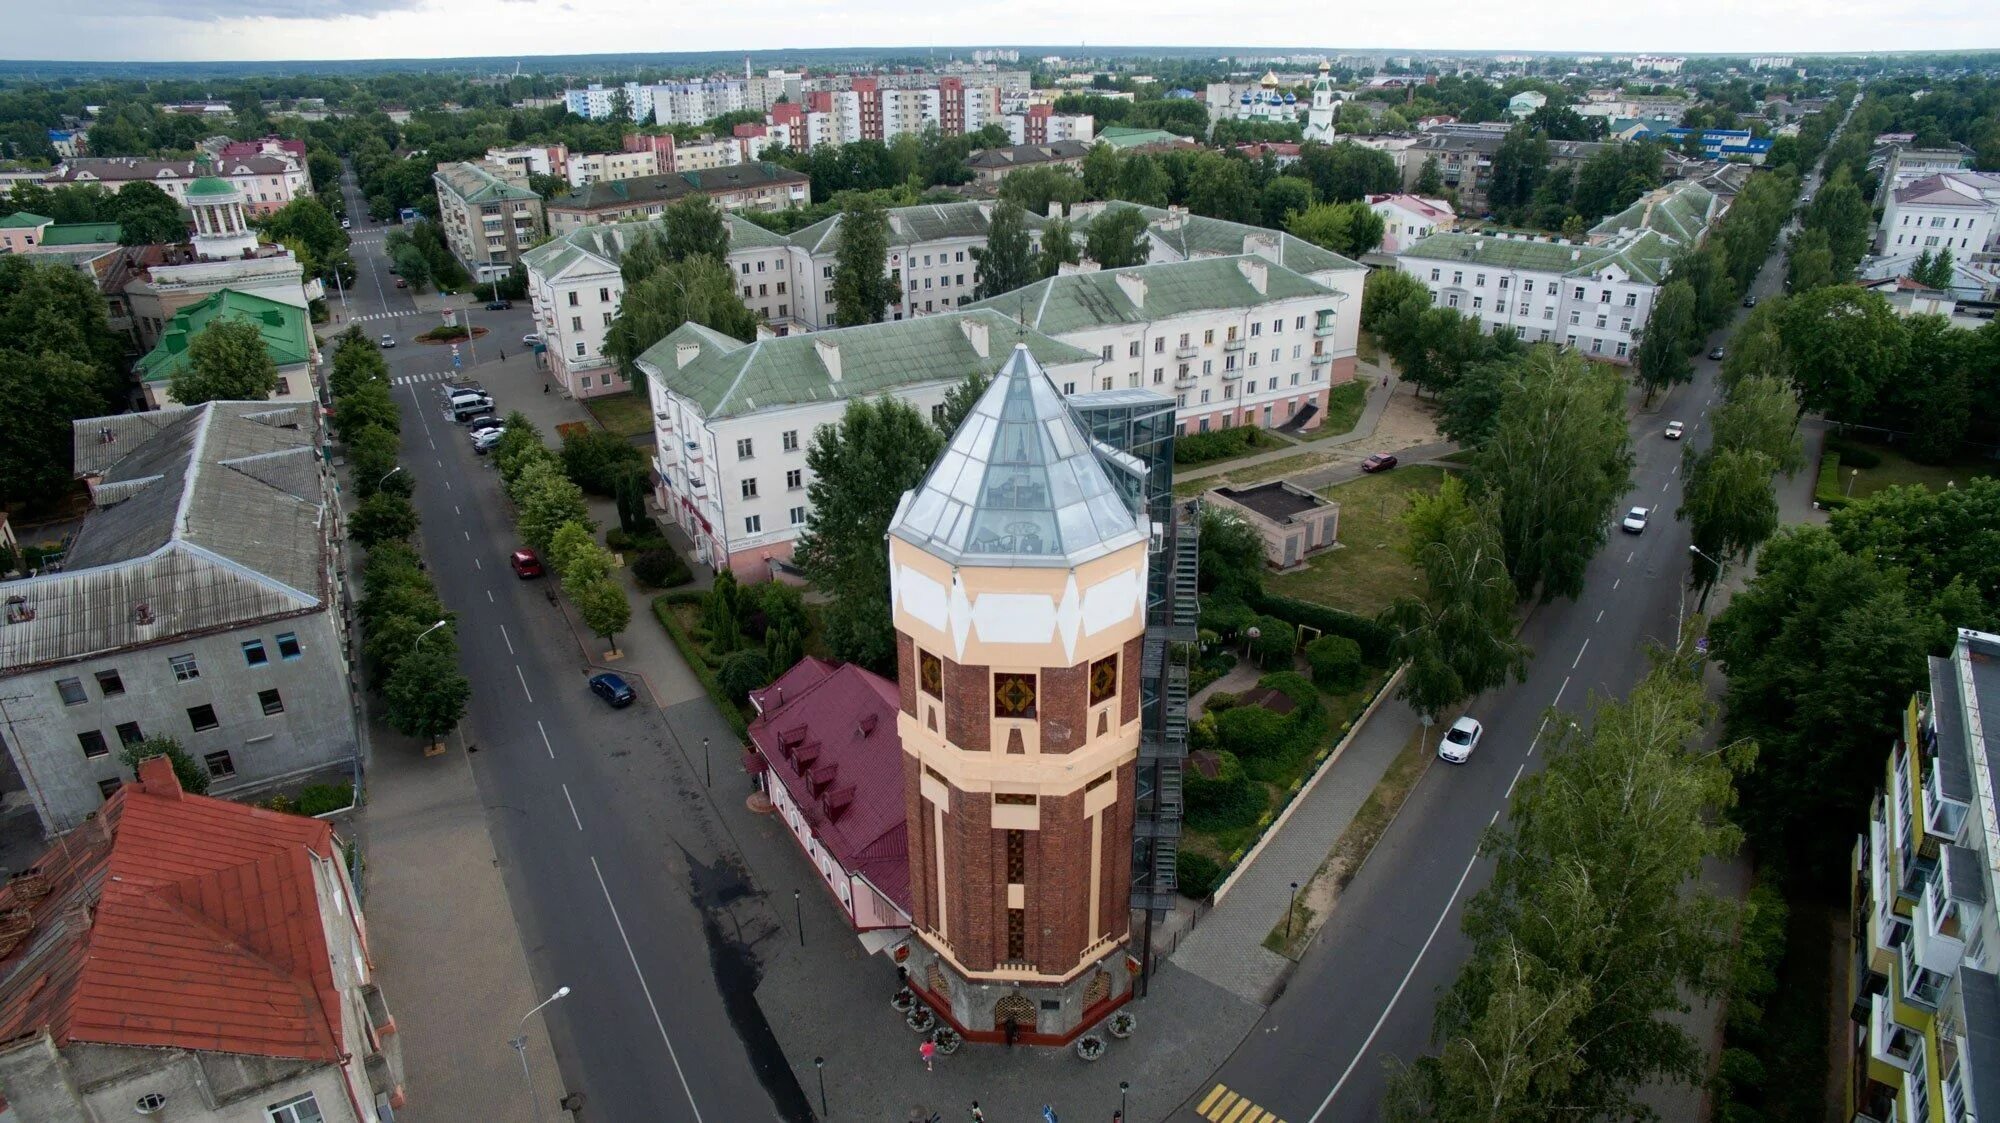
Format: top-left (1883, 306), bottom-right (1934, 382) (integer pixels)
top-left (1834, 438), bottom-right (1999, 501)
top-left (1264, 465), bottom-right (1450, 617)
top-left (1318, 381), bottom-right (1368, 438)
top-left (1174, 450), bottom-right (1344, 497)
top-left (1358, 330), bottom-right (1381, 364)
top-left (584, 391), bottom-right (656, 442)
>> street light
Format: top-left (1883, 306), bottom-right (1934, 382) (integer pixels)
top-left (703, 736), bottom-right (711, 788)
top-left (378, 465), bottom-right (404, 491)
top-left (814, 1056), bottom-right (827, 1117)
top-left (1688, 544), bottom-right (1725, 614)
top-left (1120, 1081), bottom-right (1130, 1121)
top-left (414, 618), bottom-right (448, 647)
top-left (509, 985), bottom-right (571, 1123)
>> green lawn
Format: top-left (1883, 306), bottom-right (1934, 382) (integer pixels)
top-left (1318, 381), bottom-right (1368, 438)
top-left (1264, 465), bottom-right (1449, 617)
top-left (1834, 439), bottom-right (1999, 501)
top-left (584, 391), bottom-right (656, 442)
top-left (1174, 449), bottom-right (1346, 498)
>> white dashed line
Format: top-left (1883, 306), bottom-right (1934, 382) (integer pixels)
top-left (1572, 639), bottom-right (1590, 669)
top-left (500, 624), bottom-right (514, 655)
top-left (473, 557), bottom-right (481, 570)
top-left (1595, 609), bottom-right (1604, 623)
top-left (462, 530), bottom-right (470, 541)
top-left (1627, 551), bottom-right (1635, 564)
top-left (538, 720), bottom-right (554, 759)
top-left (515, 664), bottom-right (533, 703)
top-left (563, 784), bottom-right (584, 831)
top-left (589, 857), bottom-right (706, 1123)
top-left (1613, 578), bottom-right (1621, 590)
top-left (1506, 762), bottom-right (1525, 797)
top-left (486, 589), bottom-right (494, 602)
top-left (1554, 675), bottom-right (1570, 706)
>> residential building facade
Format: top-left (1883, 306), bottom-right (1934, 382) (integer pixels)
top-left (1846, 628), bottom-right (2000, 1123)
top-left (967, 139), bottom-right (1092, 187)
top-left (0, 755), bottom-right (403, 1122)
top-left (564, 148), bottom-right (662, 188)
top-left (46, 155), bottom-right (311, 216)
top-left (485, 142), bottom-right (569, 179)
top-left (1368, 193), bottom-right (1457, 254)
top-left (432, 160), bottom-right (546, 283)
top-left (636, 312), bottom-right (1098, 579)
top-left (545, 164), bottom-right (810, 233)
top-left (1879, 171), bottom-right (2000, 258)
top-left (133, 287), bottom-right (319, 409)
top-left (0, 403), bottom-right (356, 836)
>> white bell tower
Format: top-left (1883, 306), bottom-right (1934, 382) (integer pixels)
top-left (1305, 61), bottom-right (1338, 143)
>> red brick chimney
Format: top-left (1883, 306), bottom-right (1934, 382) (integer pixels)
top-left (137, 755), bottom-right (183, 800)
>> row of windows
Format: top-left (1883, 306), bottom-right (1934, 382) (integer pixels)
top-left (1898, 213), bottom-right (1979, 228)
top-left (741, 508), bottom-right (807, 534)
top-left (1175, 396), bottom-right (1311, 432)
top-left (1893, 233), bottom-right (1975, 250)
top-left (55, 634), bottom-right (301, 706)
top-left (908, 274), bottom-right (968, 293)
top-left (1426, 268), bottom-right (1641, 307)
top-left (76, 689), bottom-right (285, 760)
top-left (733, 431), bottom-right (802, 461)
top-left (739, 468), bottom-right (808, 499)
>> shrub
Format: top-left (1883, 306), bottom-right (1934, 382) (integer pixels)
top-left (296, 783), bottom-right (354, 816)
top-left (1716, 1047), bottom-right (1766, 1094)
top-left (416, 324), bottom-right (472, 343)
top-left (632, 548), bottom-right (691, 589)
top-left (1173, 425), bottom-right (1267, 466)
top-left (1248, 590), bottom-right (1392, 661)
top-left (1215, 704), bottom-right (1290, 761)
top-left (606, 526), bottom-right (668, 553)
top-left (1813, 451), bottom-right (1849, 510)
top-left (1305, 635), bottom-right (1365, 692)
top-left (561, 429), bottom-right (647, 496)
top-left (1177, 851), bottom-right (1224, 899)
top-left (1184, 750), bottom-right (1265, 831)
top-left (1250, 616), bottom-right (1296, 667)
top-left (1826, 436), bottom-right (1881, 469)
top-left (1204, 690), bottom-right (1239, 712)
top-left (715, 649), bottom-right (772, 702)
top-left (1199, 597), bottom-right (1256, 640)
top-left (119, 735), bottom-right (209, 795)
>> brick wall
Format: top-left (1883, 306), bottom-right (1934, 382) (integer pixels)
top-left (1028, 786), bottom-right (1089, 968)
top-left (904, 761), bottom-right (932, 931)
top-left (949, 782), bottom-right (997, 970)
top-left (1121, 635), bottom-right (1144, 726)
top-left (944, 658), bottom-right (990, 752)
top-left (1039, 663), bottom-right (1087, 754)
top-left (895, 632), bottom-right (917, 718)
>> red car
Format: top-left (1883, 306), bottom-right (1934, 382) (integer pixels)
top-left (1361, 453), bottom-right (1399, 473)
top-left (510, 549), bottom-right (543, 578)
top-left (394, 278), bottom-right (408, 289)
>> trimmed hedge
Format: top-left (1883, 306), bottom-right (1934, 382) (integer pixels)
top-left (1249, 589), bottom-right (1393, 661)
top-left (1306, 635), bottom-right (1365, 692)
top-left (1813, 451), bottom-right (1850, 511)
top-left (1177, 851), bottom-right (1224, 899)
top-left (651, 594), bottom-right (749, 736)
top-left (1174, 425), bottom-right (1274, 466)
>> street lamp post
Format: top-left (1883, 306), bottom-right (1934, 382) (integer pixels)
top-left (414, 618), bottom-right (448, 648)
top-left (1119, 1081), bottom-right (1130, 1121)
top-left (814, 1056), bottom-right (827, 1117)
top-left (509, 986), bottom-right (571, 1123)
top-left (1689, 544), bottom-right (1725, 614)
top-left (378, 465), bottom-right (404, 492)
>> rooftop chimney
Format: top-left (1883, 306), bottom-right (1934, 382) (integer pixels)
top-left (815, 337), bottom-right (843, 382)
top-left (1237, 257), bottom-right (1269, 295)
top-left (136, 754), bottom-right (183, 801)
top-left (958, 316), bottom-right (990, 359)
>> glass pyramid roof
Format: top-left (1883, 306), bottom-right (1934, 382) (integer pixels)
top-left (890, 345), bottom-right (1146, 568)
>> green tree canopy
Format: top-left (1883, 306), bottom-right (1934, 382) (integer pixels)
top-left (1381, 474), bottom-right (1529, 721)
top-left (1084, 205), bottom-right (1152, 269)
top-left (170, 315), bottom-right (279, 406)
top-left (830, 195), bottom-right (896, 327)
top-left (600, 255), bottom-right (758, 384)
top-left (935, 370), bottom-right (990, 437)
top-left (970, 201), bottom-right (1035, 301)
top-left (1285, 200), bottom-right (1385, 258)
top-left (112, 181), bottom-right (190, 246)
top-left (1634, 278), bottom-right (1698, 404)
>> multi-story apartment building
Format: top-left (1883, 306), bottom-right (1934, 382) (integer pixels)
top-left (485, 142), bottom-right (569, 179)
top-left (1847, 628), bottom-right (2000, 1123)
top-left (1394, 180), bottom-right (1723, 363)
top-left (674, 134), bottom-right (745, 172)
top-left (1880, 171), bottom-right (2000, 257)
top-left (432, 160), bottom-right (545, 283)
top-left (1629, 55), bottom-right (1687, 74)
top-left (1369, 193), bottom-right (1457, 253)
top-left (1003, 105), bottom-right (1095, 145)
top-left (762, 79), bottom-right (1070, 151)
top-left (623, 131), bottom-right (678, 172)
top-left (967, 139), bottom-right (1093, 187)
top-left (0, 753), bottom-right (405, 1121)
top-left (0, 402), bottom-right (357, 836)
top-left (637, 311), bottom-right (1097, 579)
top-left (564, 148), bottom-right (663, 188)
top-left (46, 155), bottom-right (311, 216)
top-left (562, 82), bottom-right (654, 122)
top-left (545, 164), bottom-right (810, 234)
top-left (648, 79), bottom-right (749, 126)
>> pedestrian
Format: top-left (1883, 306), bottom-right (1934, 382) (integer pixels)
top-left (919, 1039), bottom-right (936, 1071)
top-left (500, 347), bottom-right (506, 361)
top-left (543, 383), bottom-right (550, 394)
top-left (1004, 1015), bottom-right (1019, 1048)
top-left (969, 1103), bottom-right (984, 1122)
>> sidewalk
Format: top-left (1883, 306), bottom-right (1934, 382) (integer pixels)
top-left (1176, 361), bottom-right (1405, 485)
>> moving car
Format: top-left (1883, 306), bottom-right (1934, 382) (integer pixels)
top-left (1438, 716), bottom-right (1483, 764)
top-left (486, 299), bottom-right (512, 311)
top-left (589, 672), bottom-right (636, 708)
top-left (1621, 506), bottom-right (1650, 534)
top-left (1361, 453), bottom-right (1398, 473)
top-left (1708, 346), bottom-right (1726, 360)
top-left (509, 549), bottom-right (543, 578)
top-left (1665, 421), bottom-right (1685, 440)
top-left (380, 333), bottom-right (396, 348)
top-left (1743, 295), bottom-right (1758, 308)
top-left (340, 217), bottom-right (351, 230)
top-left (522, 332), bottom-right (543, 346)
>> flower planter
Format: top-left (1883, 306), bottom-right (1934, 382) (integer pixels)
top-left (931, 1026), bottom-right (961, 1056)
top-left (1074, 1032), bottom-right (1107, 1061)
top-left (1108, 1012), bottom-right (1136, 1039)
top-left (891, 987), bottom-right (915, 1013)
top-left (906, 1006), bottom-right (936, 1033)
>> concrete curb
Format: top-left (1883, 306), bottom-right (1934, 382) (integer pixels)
top-left (1211, 662), bottom-right (1410, 905)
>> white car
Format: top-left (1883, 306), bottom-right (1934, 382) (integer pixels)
top-left (1622, 506), bottom-right (1650, 534)
top-left (1439, 716), bottom-right (1483, 763)
top-left (471, 428), bottom-right (504, 453)
top-left (340, 217), bottom-right (351, 230)
top-left (522, 332), bottom-right (543, 346)
top-left (379, 333), bottom-right (396, 348)
top-left (1664, 421), bottom-right (1685, 440)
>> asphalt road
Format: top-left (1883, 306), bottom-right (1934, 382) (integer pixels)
top-left (335, 175), bottom-right (795, 1122)
top-left (1180, 172), bottom-right (1830, 1120)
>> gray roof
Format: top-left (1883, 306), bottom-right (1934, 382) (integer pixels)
top-left (0, 403), bottom-right (327, 673)
top-left (787, 201), bottom-right (1044, 256)
top-left (547, 163), bottom-right (809, 214)
top-left (965, 255), bottom-right (1339, 336)
top-left (1946, 844), bottom-right (1987, 906)
top-left (49, 156), bottom-right (298, 183)
top-left (635, 310), bottom-right (1096, 421)
top-left (1589, 180), bottom-right (1719, 243)
top-left (1957, 968), bottom-right (2000, 1118)
top-left (968, 140), bottom-right (1093, 170)
top-left (433, 161), bottom-right (539, 205)
top-left (1399, 227), bottom-right (1684, 285)
top-left (889, 345), bottom-right (1146, 569)
top-left (1933, 654), bottom-right (1974, 803)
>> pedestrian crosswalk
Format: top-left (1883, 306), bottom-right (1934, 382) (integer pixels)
top-left (344, 310), bottom-right (419, 324)
top-left (391, 370), bottom-right (468, 387)
top-left (1193, 1084), bottom-right (1286, 1123)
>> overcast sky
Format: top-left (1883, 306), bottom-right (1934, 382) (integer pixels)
top-left (12, 0), bottom-right (1998, 63)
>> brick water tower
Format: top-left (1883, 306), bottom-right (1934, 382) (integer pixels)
top-left (886, 344), bottom-right (1151, 1043)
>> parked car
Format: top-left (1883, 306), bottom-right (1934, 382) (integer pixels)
top-left (486, 299), bottom-right (513, 311)
top-left (380, 334), bottom-right (396, 348)
top-left (448, 400), bottom-right (495, 423)
top-left (1743, 295), bottom-right (1758, 308)
top-left (1708, 346), bottom-right (1725, 360)
top-left (1438, 716), bottom-right (1483, 763)
top-left (1664, 421), bottom-right (1685, 440)
top-left (340, 217), bottom-right (351, 230)
top-left (522, 332), bottom-right (543, 346)
top-left (438, 381), bottom-right (484, 400)
top-left (1360, 453), bottom-right (1398, 473)
top-left (510, 549), bottom-right (543, 577)
top-left (394, 278), bottom-right (407, 289)
top-left (472, 428), bottom-right (504, 454)
top-left (589, 672), bottom-right (636, 708)
top-left (465, 416), bottom-right (502, 435)
top-left (1621, 506), bottom-right (1650, 534)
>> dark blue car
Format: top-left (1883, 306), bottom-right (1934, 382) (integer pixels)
top-left (589, 671), bottom-right (636, 708)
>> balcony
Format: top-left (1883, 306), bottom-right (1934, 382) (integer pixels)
top-left (1314, 320), bottom-right (1336, 337)
top-left (1175, 345), bottom-right (1198, 360)
top-left (1923, 758), bottom-right (1970, 841)
top-left (1174, 373), bottom-right (1196, 390)
top-left (1900, 940), bottom-right (1947, 1009)
top-left (1223, 337), bottom-right (1245, 352)
top-left (1221, 367), bottom-right (1243, 381)
top-left (1870, 993), bottom-right (1918, 1072)
top-left (1310, 353), bottom-right (1332, 366)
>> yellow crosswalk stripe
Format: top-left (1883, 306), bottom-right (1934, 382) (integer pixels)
top-left (1197, 1085), bottom-right (1229, 1114)
top-left (1191, 1084), bottom-right (1288, 1123)
top-left (1206, 1091), bottom-right (1239, 1119)
top-left (1221, 1101), bottom-right (1255, 1123)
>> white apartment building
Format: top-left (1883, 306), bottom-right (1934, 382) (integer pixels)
top-left (46, 156), bottom-right (311, 217)
top-left (1369, 193), bottom-right (1457, 254)
top-left (1395, 180), bottom-right (1724, 364)
top-left (649, 79), bottom-right (749, 126)
top-left (1000, 111), bottom-right (1094, 145)
top-left (675, 136), bottom-right (746, 171)
top-left (432, 160), bottom-right (544, 283)
top-left (563, 82), bottom-right (655, 121)
top-left (565, 148), bottom-right (662, 187)
top-left (1880, 171), bottom-right (2000, 256)
top-left (485, 143), bottom-right (568, 179)
top-left (638, 311), bottom-right (1097, 580)
top-left (1629, 55), bottom-right (1687, 74)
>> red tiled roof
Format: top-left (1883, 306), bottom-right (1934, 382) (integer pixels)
top-left (220, 137), bottom-right (307, 160)
top-left (749, 659), bottom-right (911, 912)
top-left (0, 758), bottom-right (343, 1062)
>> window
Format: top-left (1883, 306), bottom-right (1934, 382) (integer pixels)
top-left (1203, 329), bottom-right (1214, 345)
top-left (776, 282), bottom-right (786, 295)
top-left (1006, 828), bottom-right (1026, 882)
top-left (1201, 359), bottom-right (1213, 375)
top-left (98, 778), bottom-right (122, 800)
top-left (1620, 317), bottom-right (1633, 332)
top-left (571, 316), bottom-right (582, 332)
top-left (1475, 273), bottom-right (1486, 287)
top-left (1153, 337), bottom-right (1164, 353)
top-left (56, 678), bottom-right (87, 706)
top-left (1472, 297), bottom-right (1484, 311)
top-left (1223, 384), bottom-right (1235, 400)
top-left (1152, 368), bottom-right (1163, 384)
top-left (602, 312), bottom-right (613, 327)
top-left (1624, 293), bottom-right (1637, 307)
top-left (115, 721), bottom-right (144, 747)
top-left (1452, 271), bottom-right (1463, 285)
top-left (789, 506), bottom-right (806, 525)
top-left (786, 468), bottom-right (803, 490)
top-left (567, 291), bottom-right (579, 306)
top-left (1591, 339), bottom-right (1603, 354)
top-left (1599, 290), bottom-right (1611, 303)
top-left (822, 265), bottom-right (833, 279)
top-left (187, 704), bottom-right (219, 732)
top-left (1616, 341), bottom-right (1629, 357)
top-left (1569, 310), bottom-right (1581, 325)
top-left (1200, 389), bottom-right (1211, 404)
top-left (1566, 334), bottom-right (1577, 348)
top-left (1178, 332), bottom-right (1190, 348)
top-left (744, 515), bottom-right (762, 534)
top-left (741, 478), bottom-right (758, 499)
top-left (1250, 321), bottom-right (1262, 337)
top-left (575, 343), bottom-right (586, 358)
top-left (1101, 376), bottom-right (1113, 390)
top-left (1447, 294), bottom-right (1460, 309)
top-left (1429, 268), bottom-right (1440, 281)
top-left (1499, 277), bottom-right (1510, 290)
top-left (758, 284), bottom-right (767, 297)
top-left (275, 376), bottom-right (291, 395)
top-left (756, 260), bottom-right (766, 271)
top-left (993, 672), bottom-right (1037, 719)
top-left (78, 730), bottom-right (109, 758)
top-left (1007, 907), bottom-right (1026, 961)
top-left (258, 689), bottom-right (284, 716)
top-left (1572, 286), bottom-right (1585, 300)
top-left (203, 749), bottom-right (238, 779)
top-left (1100, 344), bottom-right (1113, 361)
top-left (242, 639), bottom-right (268, 666)
top-left (736, 437), bottom-right (754, 459)
top-left (266, 1093), bottom-right (324, 1123)
top-left (1594, 315), bottom-right (1607, 329)
top-left (169, 653), bottom-right (199, 681)
top-left (1127, 340), bottom-right (1141, 358)
top-left (599, 287), bottom-right (611, 302)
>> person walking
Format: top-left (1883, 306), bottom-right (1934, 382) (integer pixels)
top-left (919, 1039), bottom-right (937, 1072)
top-left (969, 1103), bottom-right (984, 1122)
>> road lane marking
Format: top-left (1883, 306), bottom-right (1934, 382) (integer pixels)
top-left (1306, 848), bottom-right (1486, 1120)
top-left (1554, 675), bottom-right (1570, 707)
top-left (515, 665), bottom-right (533, 703)
top-left (454, 505), bottom-right (460, 515)
top-left (1627, 551), bottom-right (1634, 564)
top-left (486, 590), bottom-right (494, 602)
top-left (1595, 609), bottom-right (1605, 623)
top-left (1662, 479), bottom-right (1671, 492)
top-left (435, 459), bottom-right (442, 468)
top-left (590, 856), bottom-right (706, 1123)
top-left (1507, 762), bottom-right (1525, 797)
top-left (444, 480), bottom-right (451, 490)
top-left (1613, 578), bottom-right (1621, 590)
top-left (1528, 716), bottom-right (1549, 756)
top-left (563, 784), bottom-right (583, 830)
top-left (1671, 462), bottom-right (1679, 475)
top-left (473, 556), bottom-right (481, 569)
top-left (538, 720), bottom-right (554, 759)
top-left (462, 530), bottom-right (470, 541)
top-left (500, 624), bottom-right (514, 655)
top-left (1572, 638), bottom-right (1589, 670)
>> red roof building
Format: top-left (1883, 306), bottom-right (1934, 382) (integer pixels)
top-left (0, 757), bottom-right (404, 1121)
top-left (219, 136), bottom-right (308, 162)
top-left (749, 659), bottom-right (912, 936)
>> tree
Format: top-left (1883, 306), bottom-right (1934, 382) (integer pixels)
top-left (1198, 507), bottom-right (1266, 604)
top-left (997, 166), bottom-right (1086, 216)
top-left (118, 735), bottom-right (210, 795)
top-left (1414, 155), bottom-right (1446, 197)
top-left (793, 397), bottom-right (944, 672)
top-left (0, 351), bottom-right (102, 509)
top-left (350, 492), bottom-right (418, 548)
top-left (970, 201), bottom-right (1035, 300)
top-left (1435, 355), bottom-right (1518, 448)
top-left (1776, 285), bottom-right (1906, 421)
top-left (1381, 475), bottom-right (1529, 723)
top-left (1634, 278), bottom-right (1698, 405)
top-left (1184, 154), bottom-right (1258, 223)
top-left (560, 428), bottom-right (647, 495)
top-left (1473, 348), bottom-right (1633, 602)
top-left (1297, 141), bottom-right (1399, 203)
top-left (1258, 176), bottom-right (1316, 230)
top-left (1361, 267), bottom-right (1433, 335)
top-left (1911, 247), bottom-right (1956, 290)
top-left (574, 579), bottom-right (632, 654)
top-left (606, 86), bottom-right (634, 123)
top-left (1487, 126), bottom-right (1549, 211)
top-left (512, 461), bottom-right (593, 554)
top-left (391, 242), bottom-right (431, 292)
top-left (1708, 374), bottom-right (1805, 475)
top-left (702, 569), bottom-right (745, 655)
top-left (549, 521), bottom-right (611, 589)
top-left (1784, 227), bottom-right (1836, 294)
top-left (347, 426), bottom-right (404, 499)
top-left (1084, 206), bottom-right (1152, 269)
top-left (661, 194), bottom-right (730, 263)
top-left (168, 315), bottom-right (279, 406)
top-left (1286, 201), bottom-right (1385, 258)
top-left (1679, 447), bottom-right (1780, 600)
top-left (935, 370), bottom-right (990, 437)
top-left (1803, 171), bottom-right (1871, 274)
top-left (384, 644), bottom-right (471, 746)
top-left (111, 181), bottom-right (188, 246)
top-left (1037, 216), bottom-right (1080, 277)
top-left (830, 195), bottom-right (896, 327)
top-left (600, 256), bottom-right (758, 384)
top-left (333, 381), bottom-right (399, 443)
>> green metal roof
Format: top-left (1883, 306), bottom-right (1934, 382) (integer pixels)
top-left (185, 177), bottom-right (237, 198)
top-left (39, 222), bottom-right (122, 246)
top-left (965, 255), bottom-right (1336, 336)
top-left (787, 201), bottom-right (1045, 257)
top-left (434, 161), bottom-right (539, 205)
top-left (1399, 228), bottom-right (1681, 285)
top-left (636, 309), bottom-right (1095, 420)
top-left (0, 212), bottom-right (50, 229)
top-left (521, 212), bottom-right (784, 277)
top-left (135, 289), bottom-right (312, 385)
top-left (548, 163), bottom-right (808, 213)
top-left (1071, 201), bottom-right (1362, 277)
top-left (1588, 180), bottom-right (1718, 243)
